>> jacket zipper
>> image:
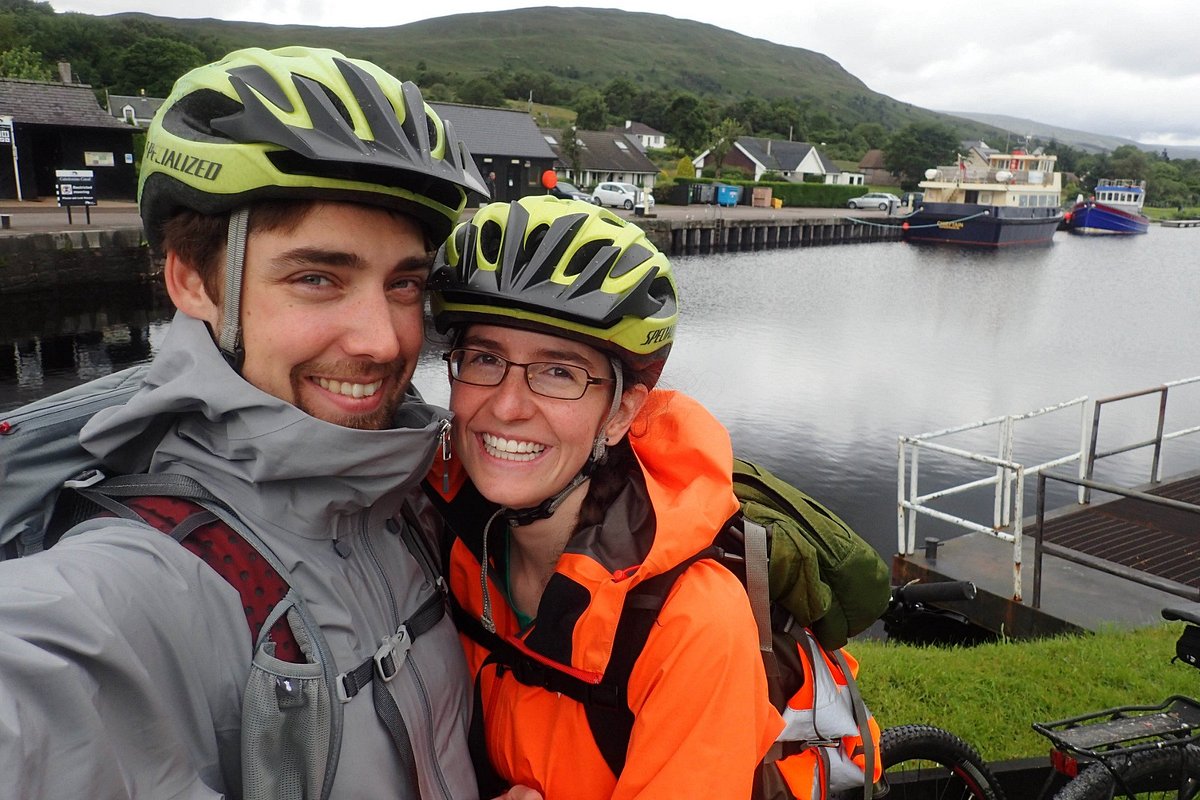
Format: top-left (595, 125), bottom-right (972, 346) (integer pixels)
top-left (360, 454), bottom-right (455, 799)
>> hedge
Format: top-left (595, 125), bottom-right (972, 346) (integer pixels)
top-left (663, 177), bottom-right (865, 208)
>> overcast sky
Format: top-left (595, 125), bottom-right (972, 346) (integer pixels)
top-left (48, 0), bottom-right (1200, 146)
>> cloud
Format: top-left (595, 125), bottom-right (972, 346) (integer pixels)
top-left (45, 0), bottom-right (1200, 144)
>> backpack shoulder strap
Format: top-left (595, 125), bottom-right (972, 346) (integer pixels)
top-left (584, 555), bottom-right (700, 776)
top-left (75, 478), bottom-right (305, 662)
top-left (453, 548), bottom-right (715, 779)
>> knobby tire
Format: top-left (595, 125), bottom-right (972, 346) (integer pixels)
top-left (1053, 745), bottom-right (1200, 800)
top-left (877, 724), bottom-right (1006, 800)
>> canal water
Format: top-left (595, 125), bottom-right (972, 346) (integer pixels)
top-left (3, 231), bottom-right (1199, 558)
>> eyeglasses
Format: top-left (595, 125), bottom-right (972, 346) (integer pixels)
top-left (443, 348), bottom-right (614, 400)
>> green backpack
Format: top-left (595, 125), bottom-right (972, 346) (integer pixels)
top-left (734, 457), bottom-right (890, 650)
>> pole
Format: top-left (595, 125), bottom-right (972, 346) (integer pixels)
top-left (0, 116), bottom-right (21, 202)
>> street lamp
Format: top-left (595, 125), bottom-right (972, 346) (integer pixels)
top-left (0, 115), bottom-right (22, 202)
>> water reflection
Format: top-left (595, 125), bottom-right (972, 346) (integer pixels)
top-left (0, 281), bottom-right (173, 410)
top-left (6, 233), bottom-right (1200, 557)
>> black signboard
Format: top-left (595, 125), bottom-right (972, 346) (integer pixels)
top-left (55, 170), bottom-right (97, 207)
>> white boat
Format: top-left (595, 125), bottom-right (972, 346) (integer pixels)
top-left (902, 147), bottom-right (1064, 247)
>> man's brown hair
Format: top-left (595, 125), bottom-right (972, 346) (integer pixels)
top-left (159, 200), bottom-right (435, 305)
top-left (158, 200), bottom-right (321, 305)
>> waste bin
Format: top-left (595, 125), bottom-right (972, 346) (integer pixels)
top-left (751, 187), bottom-right (773, 208)
top-left (690, 183), bottom-right (716, 204)
top-left (771, 198), bottom-right (783, 209)
top-left (668, 184), bottom-right (691, 206)
top-left (716, 184), bottom-right (742, 207)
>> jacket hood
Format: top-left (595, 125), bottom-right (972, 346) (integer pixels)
top-left (81, 311), bottom-right (450, 541)
top-left (624, 389), bottom-right (739, 580)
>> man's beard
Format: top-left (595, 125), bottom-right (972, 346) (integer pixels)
top-left (290, 358), bottom-right (411, 430)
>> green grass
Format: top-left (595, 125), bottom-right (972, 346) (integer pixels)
top-left (851, 624), bottom-right (1197, 762)
top-left (1146, 207), bottom-right (1200, 220)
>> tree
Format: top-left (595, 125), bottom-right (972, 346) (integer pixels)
top-left (602, 77), bottom-right (639, 121)
top-left (457, 77), bottom-right (506, 107)
top-left (115, 37), bottom-right (205, 96)
top-left (0, 44), bottom-right (51, 80)
top-left (559, 125), bottom-right (584, 183)
top-left (664, 92), bottom-right (712, 154)
top-left (676, 156), bottom-right (695, 179)
top-left (707, 117), bottom-right (745, 179)
top-left (851, 122), bottom-right (887, 150)
top-left (572, 89), bottom-right (607, 130)
top-left (1108, 145), bottom-right (1151, 183)
top-left (883, 123), bottom-right (960, 188)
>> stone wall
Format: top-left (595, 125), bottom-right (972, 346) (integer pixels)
top-left (0, 227), bottom-right (153, 292)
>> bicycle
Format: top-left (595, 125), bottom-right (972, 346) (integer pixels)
top-left (866, 580), bottom-right (1008, 800)
top-left (1032, 606), bottom-right (1200, 800)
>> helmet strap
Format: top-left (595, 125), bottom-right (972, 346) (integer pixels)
top-left (505, 357), bottom-right (624, 527)
top-left (219, 207), bottom-right (249, 372)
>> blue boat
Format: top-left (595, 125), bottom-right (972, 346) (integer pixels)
top-left (1065, 179), bottom-right (1150, 235)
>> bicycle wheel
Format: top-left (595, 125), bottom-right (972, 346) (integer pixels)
top-left (876, 724), bottom-right (1006, 800)
top-left (1054, 745), bottom-right (1200, 800)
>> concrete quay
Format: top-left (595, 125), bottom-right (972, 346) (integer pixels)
top-left (0, 199), bottom-right (901, 290)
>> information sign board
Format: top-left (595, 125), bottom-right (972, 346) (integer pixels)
top-left (55, 169), bottom-right (97, 207)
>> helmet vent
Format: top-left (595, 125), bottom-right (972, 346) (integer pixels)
top-left (648, 275), bottom-right (678, 316)
top-left (425, 115), bottom-right (440, 151)
top-left (164, 89), bottom-right (245, 140)
top-left (479, 219), bottom-right (504, 265)
top-left (564, 239), bottom-right (613, 278)
top-left (315, 82), bottom-right (353, 128)
top-left (524, 223), bottom-right (550, 262)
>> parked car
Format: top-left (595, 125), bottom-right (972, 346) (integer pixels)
top-left (549, 180), bottom-right (592, 203)
top-left (847, 192), bottom-right (901, 210)
top-left (900, 191), bottom-right (924, 207)
top-left (591, 182), bottom-right (654, 210)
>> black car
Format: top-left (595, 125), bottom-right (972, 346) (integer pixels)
top-left (549, 180), bottom-right (592, 203)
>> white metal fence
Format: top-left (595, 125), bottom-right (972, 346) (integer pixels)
top-left (898, 376), bottom-right (1200, 602)
top-left (897, 397), bottom-right (1090, 601)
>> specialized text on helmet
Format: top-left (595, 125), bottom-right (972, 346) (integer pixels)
top-left (640, 325), bottom-right (674, 347)
top-left (145, 142), bottom-right (224, 182)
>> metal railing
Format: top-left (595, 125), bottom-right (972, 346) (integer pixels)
top-left (899, 376), bottom-right (1200, 604)
top-left (1083, 376), bottom-right (1200, 503)
top-left (1033, 471), bottom-right (1200, 606)
top-left (897, 397), bottom-right (1089, 601)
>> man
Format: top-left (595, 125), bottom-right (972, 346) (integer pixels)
top-left (0, 47), bottom-right (488, 799)
top-left (486, 170), bottom-right (498, 200)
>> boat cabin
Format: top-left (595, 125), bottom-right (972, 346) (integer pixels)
top-left (1091, 179), bottom-right (1146, 212)
top-left (918, 149), bottom-right (1062, 209)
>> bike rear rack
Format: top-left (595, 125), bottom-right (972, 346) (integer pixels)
top-left (1033, 696), bottom-right (1200, 760)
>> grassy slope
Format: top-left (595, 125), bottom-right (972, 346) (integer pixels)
top-left (106, 7), bottom-right (1003, 137)
top-left (852, 624), bottom-right (1197, 762)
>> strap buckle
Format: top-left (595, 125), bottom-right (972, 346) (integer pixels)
top-left (64, 468), bottom-right (106, 489)
top-left (374, 625), bottom-right (412, 684)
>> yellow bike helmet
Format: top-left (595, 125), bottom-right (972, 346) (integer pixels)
top-left (430, 195), bottom-right (678, 380)
top-left (140, 46), bottom-right (487, 248)
top-left (140, 46), bottom-right (488, 367)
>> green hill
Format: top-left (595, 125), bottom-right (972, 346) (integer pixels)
top-left (98, 6), bottom-right (998, 136)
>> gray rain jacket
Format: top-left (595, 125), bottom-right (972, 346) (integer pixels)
top-left (0, 313), bottom-right (477, 800)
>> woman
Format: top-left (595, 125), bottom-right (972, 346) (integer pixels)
top-left (425, 196), bottom-right (784, 799)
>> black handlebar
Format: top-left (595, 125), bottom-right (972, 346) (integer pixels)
top-left (892, 580), bottom-right (977, 605)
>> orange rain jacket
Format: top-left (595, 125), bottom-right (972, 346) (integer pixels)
top-left (428, 390), bottom-right (785, 800)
